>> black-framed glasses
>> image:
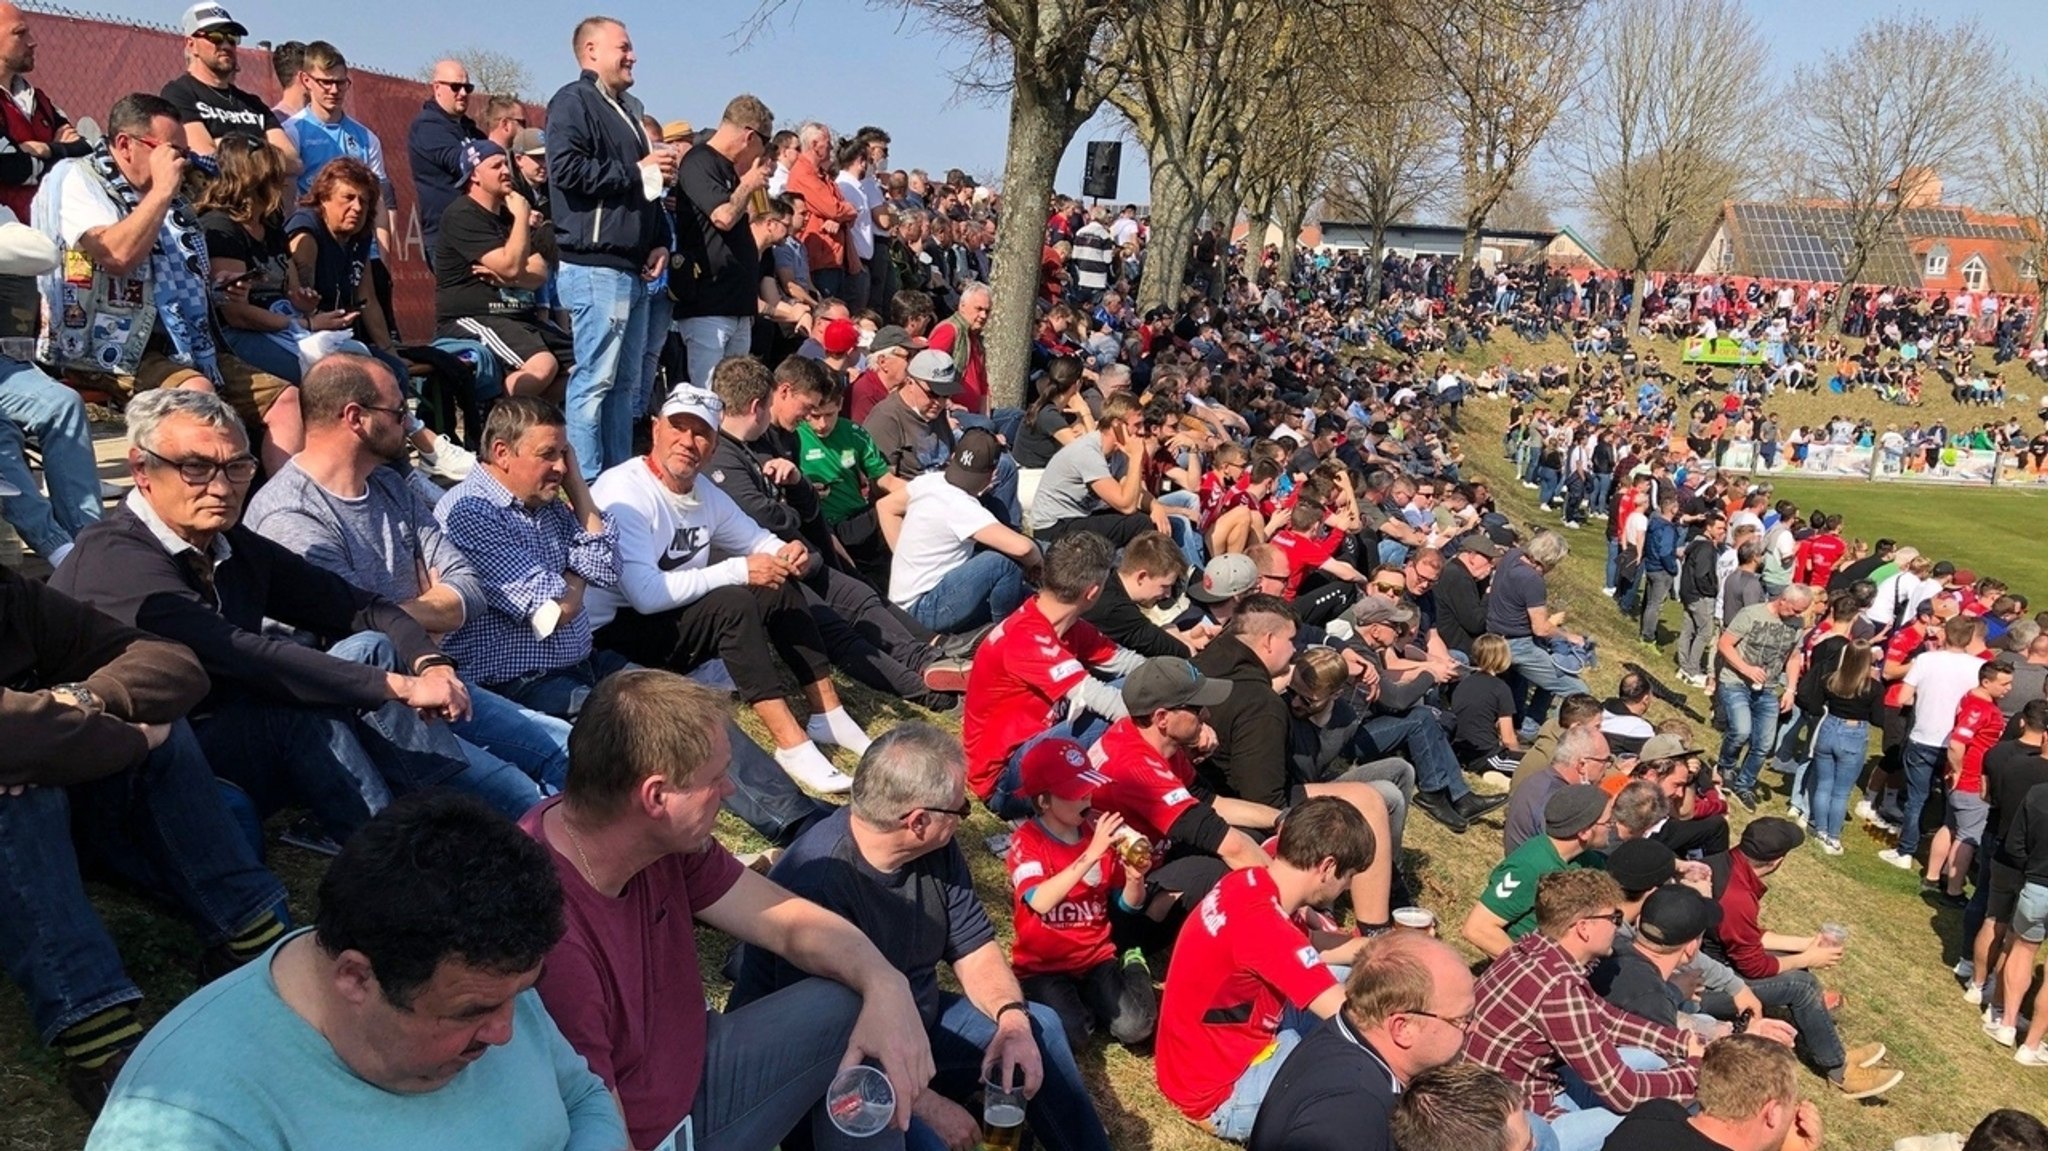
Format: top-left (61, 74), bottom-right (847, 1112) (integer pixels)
top-left (305, 75), bottom-right (353, 91)
top-left (902, 798), bottom-right (973, 822)
top-left (355, 401), bottom-right (407, 419)
top-left (437, 80), bottom-right (475, 94)
top-left (140, 445), bottom-right (259, 485)
top-left (1582, 910), bottom-right (1626, 928)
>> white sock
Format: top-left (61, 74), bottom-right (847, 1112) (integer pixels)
top-left (774, 742), bottom-right (852, 794)
top-left (807, 707), bottom-right (873, 755)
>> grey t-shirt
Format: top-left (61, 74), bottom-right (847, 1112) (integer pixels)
top-left (1028, 432), bottom-right (1116, 533)
top-left (243, 461), bottom-right (485, 621)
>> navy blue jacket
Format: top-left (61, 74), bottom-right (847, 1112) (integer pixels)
top-left (544, 70), bottom-right (662, 272)
top-left (1644, 514), bottom-right (1681, 575)
top-left (406, 100), bottom-right (484, 247)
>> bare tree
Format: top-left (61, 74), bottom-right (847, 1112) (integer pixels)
top-left (1408, 0), bottom-right (1586, 268)
top-left (1793, 15), bottom-right (2001, 332)
top-left (1559, 0), bottom-right (1773, 333)
top-left (418, 47), bottom-right (532, 101)
top-left (1982, 82), bottom-right (2048, 343)
top-left (1324, 68), bottom-right (1456, 300)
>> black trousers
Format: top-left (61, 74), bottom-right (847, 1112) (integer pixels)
top-left (802, 567), bottom-right (935, 702)
top-left (1019, 956), bottom-right (1158, 1052)
top-left (595, 582), bottom-right (830, 703)
top-left (1039, 511), bottom-right (1154, 548)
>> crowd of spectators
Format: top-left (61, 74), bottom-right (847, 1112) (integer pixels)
top-left (2, 6), bottom-right (2048, 1151)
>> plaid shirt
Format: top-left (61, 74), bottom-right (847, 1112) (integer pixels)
top-left (435, 468), bottom-right (618, 686)
top-left (1462, 933), bottom-right (1696, 1117)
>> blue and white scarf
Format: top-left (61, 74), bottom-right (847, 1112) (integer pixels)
top-left (89, 141), bottom-right (221, 384)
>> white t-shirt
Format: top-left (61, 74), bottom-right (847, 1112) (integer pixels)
top-left (42, 158), bottom-right (122, 246)
top-left (583, 459), bottom-right (783, 630)
top-left (1109, 216), bottom-right (1139, 248)
top-left (1905, 649), bottom-right (1987, 746)
top-left (891, 472), bottom-right (999, 609)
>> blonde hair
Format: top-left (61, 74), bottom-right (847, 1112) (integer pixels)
top-left (1469, 633), bottom-right (1511, 676)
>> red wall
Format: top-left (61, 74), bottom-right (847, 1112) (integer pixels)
top-left (30, 13), bottom-right (499, 338)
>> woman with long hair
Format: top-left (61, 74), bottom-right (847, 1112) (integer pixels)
top-left (1012, 354), bottom-right (1093, 469)
top-left (195, 138), bottom-right (346, 382)
top-left (283, 157), bottom-right (473, 477)
top-left (1806, 638), bottom-right (1883, 854)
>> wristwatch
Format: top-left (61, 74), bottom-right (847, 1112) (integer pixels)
top-left (994, 1001), bottom-right (1029, 1026)
top-left (50, 682), bottom-right (102, 715)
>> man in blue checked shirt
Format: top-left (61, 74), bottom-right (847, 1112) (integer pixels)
top-left (436, 394), bottom-right (831, 844)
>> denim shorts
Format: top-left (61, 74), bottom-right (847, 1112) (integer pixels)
top-left (2015, 883), bottom-right (2048, 944)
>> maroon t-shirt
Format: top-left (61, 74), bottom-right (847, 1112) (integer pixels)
top-left (521, 797), bottom-right (745, 1150)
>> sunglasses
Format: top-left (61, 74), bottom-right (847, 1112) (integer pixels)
top-left (438, 80), bottom-right (476, 94)
top-left (902, 798), bottom-right (973, 822)
top-left (194, 29), bottom-right (240, 46)
top-left (1584, 910), bottom-right (1626, 927)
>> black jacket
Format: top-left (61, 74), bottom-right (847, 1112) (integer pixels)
top-left (1433, 554), bottom-right (1488, 655)
top-left (544, 70), bottom-right (663, 271)
top-left (53, 506), bottom-right (440, 713)
top-left (1081, 574), bottom-right (1187, 660)
top-left (1246, 1016), bottom-right (1397, 1151)
top-left (1194, 634), bottom-right (1293, 809)
top-left (1679, 535), bottom-right (1719, 604)
top-left (405, 100), bottom-right (484, 246)
top-left (705, 428), bottom-right (833, 579)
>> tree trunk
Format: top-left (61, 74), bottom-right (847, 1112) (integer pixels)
top-left (1276, 205), bottom-right (1306, 281)
top-left (1625, 267), bottom-right (1647, 337)
top-left (1366, 219), bottom-right (1389, 302)
top-left (1240, 207), bottom-right (1268, 285)
top-left (984, 76), bottom-right (1070, 411)
top-left (1139, 169), bottom-right (1200, 312)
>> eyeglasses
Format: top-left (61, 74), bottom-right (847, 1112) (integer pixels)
top-left (1582, 910), bottom-right (1626, 928)
top-left (132, 135), bottom-right (189, 157)
top-left (140, 445), bottom-right (259, 486)
top-left (437, 80), bottom-right (476, 94)
top-left (902, 798), bottom-right (973, 822)
top-left (354, 401), bottom-right (406, 419)
top-left (305, 75), bottom-right (353, 91)
top-left (1402, 1008), bottom-right (1476, 1030)
top-left (1257, 572), bottom-right (1288, 585)
top-left (194, 29), bottom-right (240, 46)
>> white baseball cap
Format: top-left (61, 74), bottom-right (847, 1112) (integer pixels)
top-left (181, 3), bottom-right (248, 36)
top-left (659, 384), bottom-right (723, 429)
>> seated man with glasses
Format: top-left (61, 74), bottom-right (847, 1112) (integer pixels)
top-left (731, 723), bottom-right (1114, 1151)
top-left (31, 92), bottom-right (305, 472)
top-left (162, 3), bottom-right (301, 168)
top-left (1464, 869), bottom-right (1700, 1151)
top-left (53, 388), bottom-right (503, 848)
top-left (1247, 933), bottom-right (1479, 1151)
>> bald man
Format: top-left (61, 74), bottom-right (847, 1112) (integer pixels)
top-left (406, 57), bottom-right (484, 247)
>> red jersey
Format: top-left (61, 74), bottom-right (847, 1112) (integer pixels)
top-left (1155, 867), bottom-right (1337, 1121)
top-left (1793, 533), bottom-right (1846, 587)
top-left (961, 599), bottom-right (1122, 799)
top-left (1267, 526), bottom-right (1343, 599)
top-left (1007, 817), bottom-right (1124, 978)
top-left (1950, 692), bottom-right (2006, 793)
top-left (1088, 717), bottom-right (1200, 850)
top-left (1882, 624), bottom-right (1933, 707)
top-left (1199, 471), bottom-right (1257, 531)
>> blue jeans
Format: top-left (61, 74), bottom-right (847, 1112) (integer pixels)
top-left (907, 993), bottom-right (1110, 1151)
top-left (989, 715), bottom-right (1114, 819)
top-left (1159, 489), bottom-right (1206, 568)
top-left (325, 632), bottom-right (540, 822)
top-left (637, 286), bottom-right (675, 415)
top-left (1899, 740), bottom-right (1944, 857)
top-left (453, 682), bottom-right (573, 794)
top-left (0, 720), bottom-right (286, 1042)
top-left (1808, 715), bottom-right (1870, 842)
top-left (559, 262), bottom-right (652, 478)
top-left (1547, 1046), bottom-right (1668, 1151)
top-left (1718, 681), bottom-right (1784, 793)
top-left (0, 355), bottom-right (101, 558)
top-left (1589, 471), bottom-right (1613, 516)
top-left (1506, 636), bottom-right (1589, 732)
top-left (1201, 1011), bottom-right (1313, 1140)
top-left (1352, 710), bottom-right (1467, 799)
top-left (907, 550), bottom-right (1026, 634)
top-left (219, 325), bottom-right (305, 383)
top-left (432, 337), bottom-right (507, 407)
top-left (677, 313), bottom-right (754, 388)
top-left (487, 651), bottom-right (829, 847)
top-left (1536, 465), bottom-right (1562, 506)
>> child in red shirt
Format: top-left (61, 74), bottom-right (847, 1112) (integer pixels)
top-left (1006, 739), bottom-right (1158, 1052)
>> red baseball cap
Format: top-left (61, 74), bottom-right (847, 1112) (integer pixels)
top-left (820, 319), bottom-right (861, 356)
top-left (1016, 738), bottom-right (1109, 801)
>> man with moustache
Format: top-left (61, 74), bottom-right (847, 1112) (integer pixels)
top-left (160, 3), bottom-right (299, 168)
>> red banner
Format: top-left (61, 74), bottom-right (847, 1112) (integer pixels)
top-left (29, 11), bottom-right (521, 338)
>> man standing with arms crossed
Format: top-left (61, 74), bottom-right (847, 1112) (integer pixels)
top-left (545, 16), bottom-right (673, 478)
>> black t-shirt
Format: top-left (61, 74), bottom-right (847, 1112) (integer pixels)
top-left (434, 197), bottom-right (528, 321)
top-left (1014, 404), bottom-right (1075, 468)
top-left (728, 808), bottom-right (994, 1028)
top-left (1449, 671), bottom-right (1515, 757)
top-left (161, 74), bottom-right (277, 146)
top-left (198, 211), bottom-right (289, 310)
top-left (1829, 552), bottom-right (1888, 593)
top-left (1589, 942), bottom-right (1682, 1027)
top-left (1603, 1098), bottom-right (1731, 1151)
top-left (1985, 742), bottom-right (2048, 865)
top-left (1081, 572), bottom-right (1188, 660)
top-left (670, 145), bottom-right (758, 320)
top-left (283, 208), bottom-right (369, 313)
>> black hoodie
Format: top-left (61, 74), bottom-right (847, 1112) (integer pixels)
top-left (1194, 634), bottom-right (1293, 809)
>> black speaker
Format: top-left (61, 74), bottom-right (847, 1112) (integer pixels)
top-left (1082, 141), bottom-right (1121, 200)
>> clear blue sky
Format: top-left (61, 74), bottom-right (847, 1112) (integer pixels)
top-left (56, 0), bottom-right (2048, 220)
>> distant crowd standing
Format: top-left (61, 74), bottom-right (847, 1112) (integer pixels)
top-left (3, 6), bottom-right (2048, 1151)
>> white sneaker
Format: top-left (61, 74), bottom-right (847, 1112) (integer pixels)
top-left (1855, 799), bottom-right (1877, 822)
top-left (1964, 983), bottom-right (1985, 1006)
top-left (416, 437), bottom-right (477, 482)
top-left (1791, 808), bottom-right (1808, 829)
top-left (774, 742), bottom-right (853, 794)
top-left (1601, 587), bottom-right (1617, 597)
top-left (2018, 1045), bottom-right (2048, 1066)
top-left (1877, 848), bottom-right (1915, 870)
top-left (1818, 835), bottom-right (1843, 855)
top-left (1986, 1020), bottom-right (2018, 1047)
top-left (1954, 958), bottom-right (1976, 980)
